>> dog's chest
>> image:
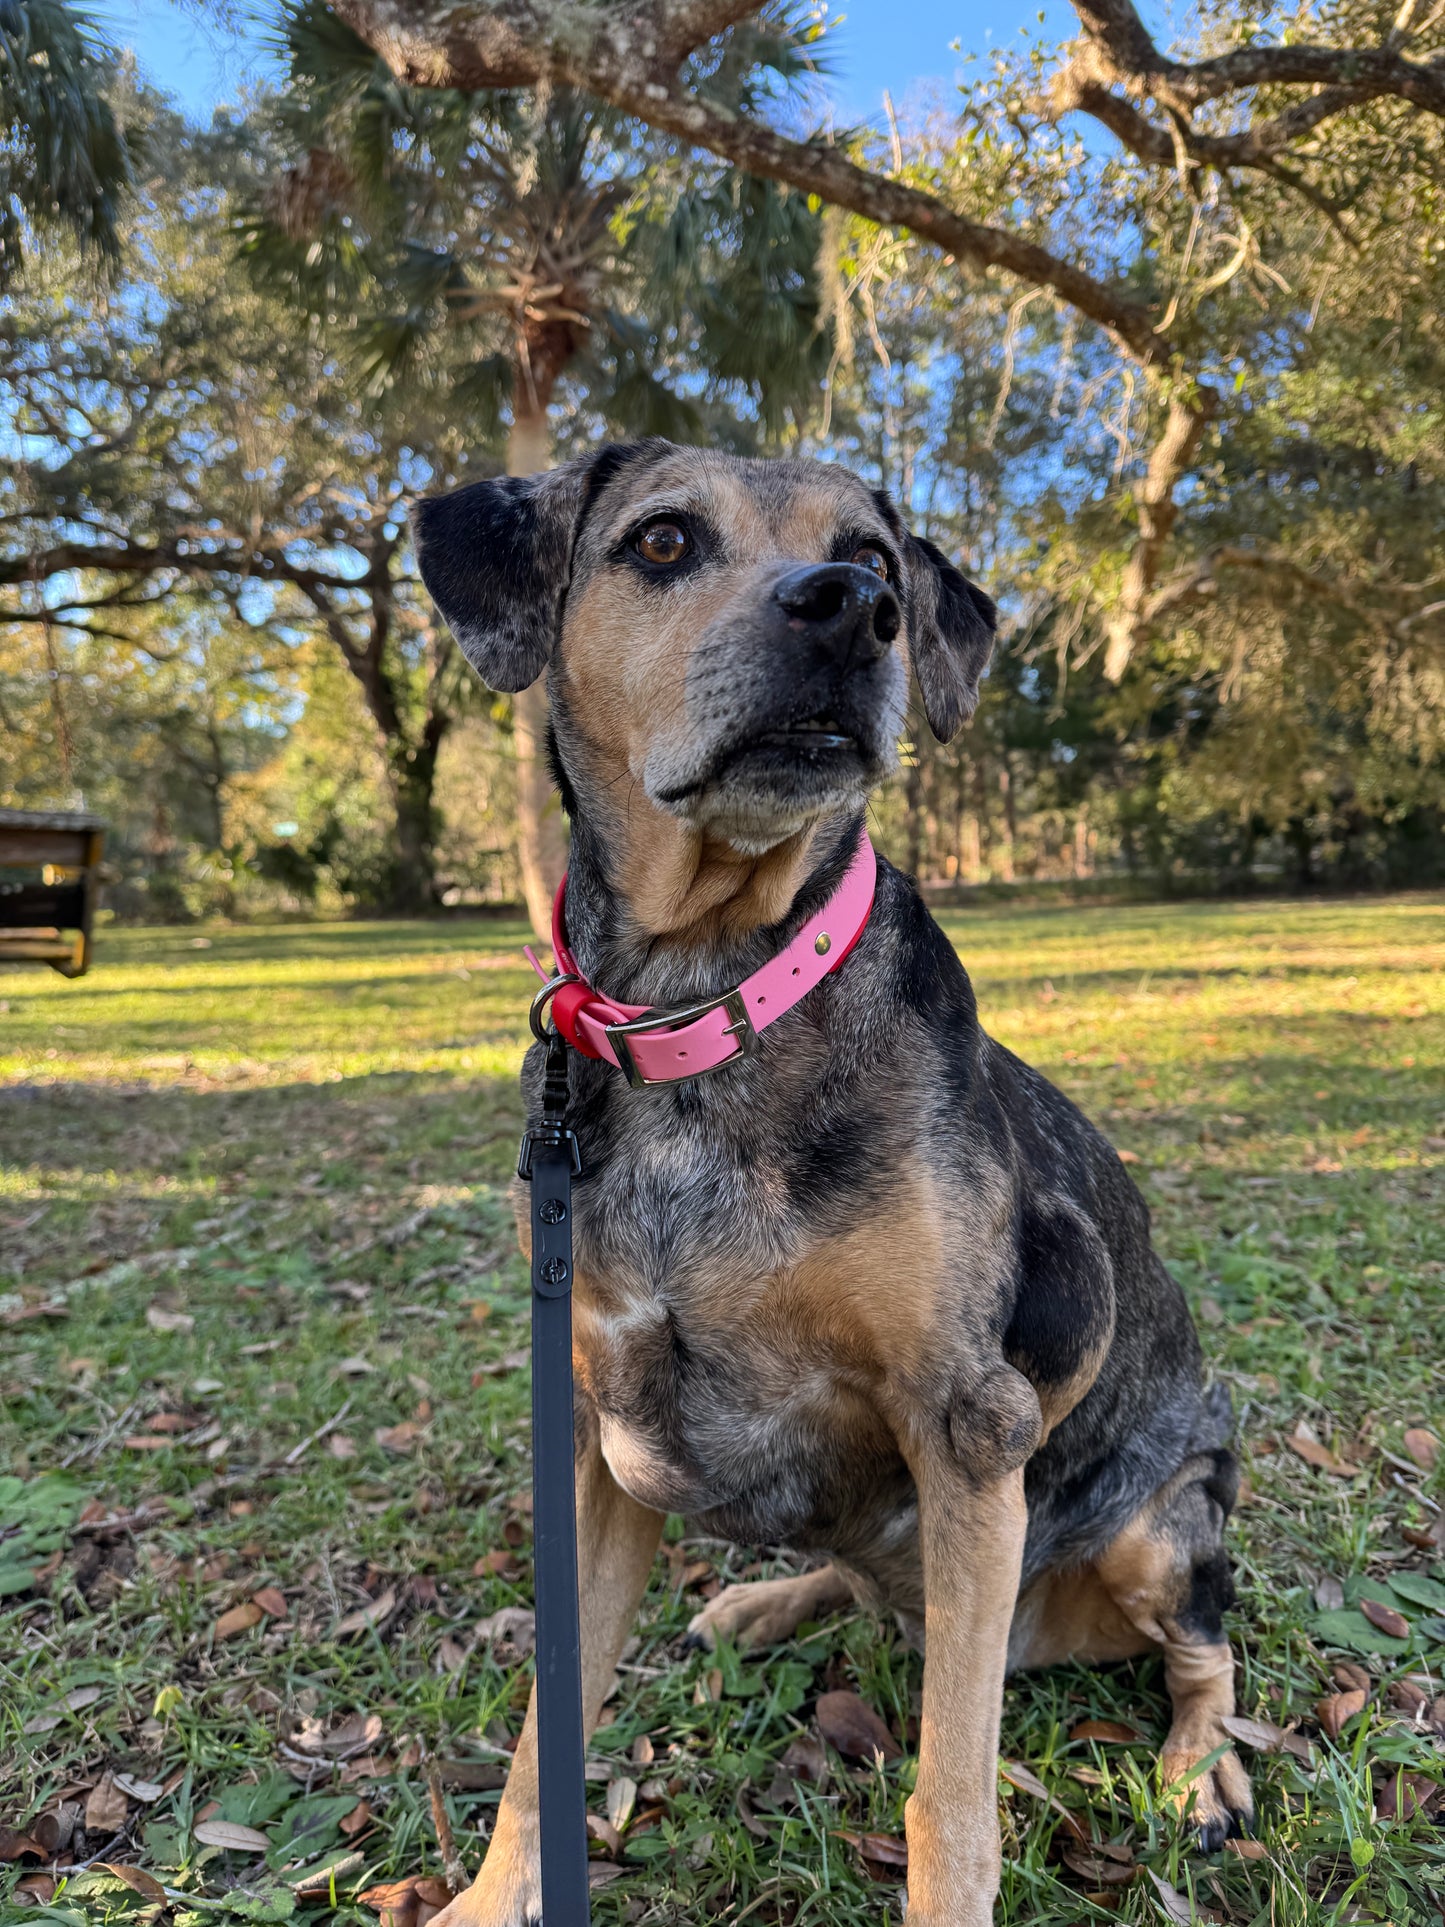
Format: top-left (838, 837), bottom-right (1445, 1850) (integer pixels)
top-left (570, 1117), bottom-right (901, 1545)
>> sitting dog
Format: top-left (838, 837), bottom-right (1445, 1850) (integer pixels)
top-left (413, 439), bottom-right (1252, 1926)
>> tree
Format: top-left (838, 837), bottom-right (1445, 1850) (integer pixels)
top-left (0, 0), bottom-right (136, 283)
top-left (1, 104), bottom-right (485, 911)
top-left (241, 0), bottom-right (833, 934)
top-left (314, 0), bottom-right (1445, 679)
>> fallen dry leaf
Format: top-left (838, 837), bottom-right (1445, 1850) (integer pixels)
top-left (84, 1774), bottom-right (129, 1835)
top-left (606, 1775), bottom-right (637, 1832)
top-left (1314, 1575), bottom-right (1345, 1611)
top-left (112, 1772), bottom-right (164, 1802)
top-left (145, 1304), bottom-right (194, 1334)
top-left (340, 1800), bottom-right (374, 1837)
top-left (1375, 1769), bottom-right (1439, 1822)
top-left (328, 1432), bottom-right (358, 1459)
top-left (336, 1586), bottom-right (398, 1637)
top-left (815, 1688), bottom-right (902, 1763)
top-left (1403, 1428), bottom-right (1440, 1471)
top-left (194, 1818), bottom-right (270, 1852)
top-left (437, 1635), bottom-right (468, 1674)
top-left (1220, 1713), bottom-right (1314, 1764)
top-left (1332, 1661), bottom-right (1370, 1694)
top-left (1317, 1689), bottom-right (1367, 1740)
top-left (999, 1759), bottom-right (1089, 1843)
top-left (1225, 1838), bottom-right (1269, 1861)
top-left (375, 1421), bottom-right (421, 1454)
top-left (1069, 1718), bottom-right (1144, 1744)
top-left (780, 1734), bottom-right (829, 1787)
top-left (837, 1829), bottom-right (909, 1869)
top-left (14, 1875), bottom-right (56, 1903)
top-left (475, 1605), bottom-right (536, 1659)
top-left (214, 1600), bottom-right (265, 1641)
top-left (293, 1710), bottom-right (386, 1756)
top-left (96, 1864), bottom-right (167, 1905)
top-left (252, 1586), bottom-right (288, 1619)
top-left (1360, 1597), bottom-right (1411, 1641)
top-left (21, 1684), bottom-right (102, 1735)
top-left (727, 1786), bottom-right (766, 1841)
top-left (632, 1734), bottom-right (655, 1768)
top-left (0, 1831), bottom-right (44, 1863)
top-left (359, 1877), bottom-right (422, 1927)
top-left (1062, 1844), bottom-right (1136, 1886)
top-left (1286, 1426), bottom-right (1363, 1478)
top-left (335, 1354), bottom-right (375, 1375)
top-left (586, 1813), bottom-right (623, 1857)
top-left (1146, 1869), bottom-right (1201, 1922)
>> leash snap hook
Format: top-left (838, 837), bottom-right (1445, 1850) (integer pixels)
top-left (530, 970), bottom-right (581, 1044)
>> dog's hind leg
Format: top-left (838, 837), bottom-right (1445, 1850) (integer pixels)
top-left (685, 1562), bottom-right (853, 1652)
top-left (1017, 1451), bottom-right (1253, 1851)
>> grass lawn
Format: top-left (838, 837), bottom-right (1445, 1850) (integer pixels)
top-left (2, 893), bottom-right (1443, 1927)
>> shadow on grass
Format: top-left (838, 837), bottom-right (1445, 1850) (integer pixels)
top-left (1, 1069), bottom-right (527, 1191)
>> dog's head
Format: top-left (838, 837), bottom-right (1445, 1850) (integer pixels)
top-left (414, 440), bottom-right (994, 858)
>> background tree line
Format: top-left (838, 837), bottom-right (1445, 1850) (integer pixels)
top-left (3, 0), bottom-right (1442, 933)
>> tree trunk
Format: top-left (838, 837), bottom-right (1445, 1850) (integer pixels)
top-left (387, 715), bottom-right (447, 914)
top-left (508, 397), bottom-right (569, 942)
top-left (996, 760), bottom-right (1017, 883)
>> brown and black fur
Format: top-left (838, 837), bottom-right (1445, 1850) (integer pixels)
top-left (412, 440), bottom-right (1253, 1927)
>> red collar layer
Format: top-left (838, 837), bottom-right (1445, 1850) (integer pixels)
top-left (526, 831), bottom-right (877, 1088)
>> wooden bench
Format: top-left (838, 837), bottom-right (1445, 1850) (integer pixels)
top-left (0, 809), bottom-right (107, 978)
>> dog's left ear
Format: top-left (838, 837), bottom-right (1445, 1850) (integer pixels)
top-left (904, 535), bottom-right (996, 742)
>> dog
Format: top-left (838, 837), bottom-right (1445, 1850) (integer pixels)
top-left (412, 439), bottom-right (1252, 1926)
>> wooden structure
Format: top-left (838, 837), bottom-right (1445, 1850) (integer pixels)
top-left (0, 809), bottom-right (107, 977)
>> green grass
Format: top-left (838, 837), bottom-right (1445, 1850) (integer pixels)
top-left (2, 894), bottom-right (1443, 1926)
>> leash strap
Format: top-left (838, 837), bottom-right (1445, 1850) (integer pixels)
top-left (517, 1028), bottom-right (591, 1926)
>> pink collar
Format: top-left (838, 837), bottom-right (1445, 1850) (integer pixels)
top-left (526, 832), bottom-right (877, 1088)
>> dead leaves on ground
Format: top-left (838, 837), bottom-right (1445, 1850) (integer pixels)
top-left (1285, 1423), bottom-right (1364, 1478)
top-left (814, 1688), bottom-right (901, 1763)
top-left (359, 1875), bottom-right (457, 1927)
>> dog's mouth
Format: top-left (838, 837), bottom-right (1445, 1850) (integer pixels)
top-left (754, 712), bottom-right (857, 753)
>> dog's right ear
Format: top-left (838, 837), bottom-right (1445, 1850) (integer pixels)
top-left (410, 466), bottom-right (590, 693)
top-left (413, 440), bottom-right (670, 691)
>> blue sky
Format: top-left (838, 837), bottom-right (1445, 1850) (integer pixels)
top-left (98, 0), bottom-right (1077, 123)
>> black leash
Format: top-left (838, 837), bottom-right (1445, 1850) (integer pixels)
top-left (517, 1011), bottom-right (591, 1925)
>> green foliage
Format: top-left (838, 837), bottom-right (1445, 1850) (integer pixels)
top-left (0, 0), bottom-right (136, 282)
top-left (0, 1471), bottom-right (88, 1594)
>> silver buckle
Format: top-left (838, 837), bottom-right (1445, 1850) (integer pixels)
top-left (604, 987), bottom-right (759, 1090)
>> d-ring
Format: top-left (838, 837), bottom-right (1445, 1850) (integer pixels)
top-left (530, 972), bottom-right (581, 1043)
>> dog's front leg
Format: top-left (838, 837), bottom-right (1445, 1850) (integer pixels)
top-left (433, 1420), bottom-right (664, 1927)
top-left (902, 1444), bottom-right (1029, 1927)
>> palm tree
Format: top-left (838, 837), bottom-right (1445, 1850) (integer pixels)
top-left (242, 0), bottom-right (833, 935)
top-left (0, 0), bottom-right (134, 284)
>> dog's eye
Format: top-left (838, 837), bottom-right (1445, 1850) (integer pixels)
top-left (852, 545), bottom-right (890, 580)
top-left (635, 520), bottom-right (689, 567)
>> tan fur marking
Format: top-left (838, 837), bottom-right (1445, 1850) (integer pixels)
top-left (552, 450), bottom-right (898, 946)
top-left (428, 1429), bottom-right (662, 1927)
top-left (1033, 1331), bottom-right (1111, 1437)
top-left (903, 1459), bottom-right (1028, 1927)
top-left (687, 1564), bottom-right (854, 1651)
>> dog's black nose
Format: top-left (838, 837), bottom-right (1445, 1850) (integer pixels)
top-left (773, 562), bottom-right (901, 665)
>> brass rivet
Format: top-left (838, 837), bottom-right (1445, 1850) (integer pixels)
top-left (814, 932), bottom-right (831, 955)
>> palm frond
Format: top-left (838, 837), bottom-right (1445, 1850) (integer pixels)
top-left (0, 0), bottom-right (136, 283)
